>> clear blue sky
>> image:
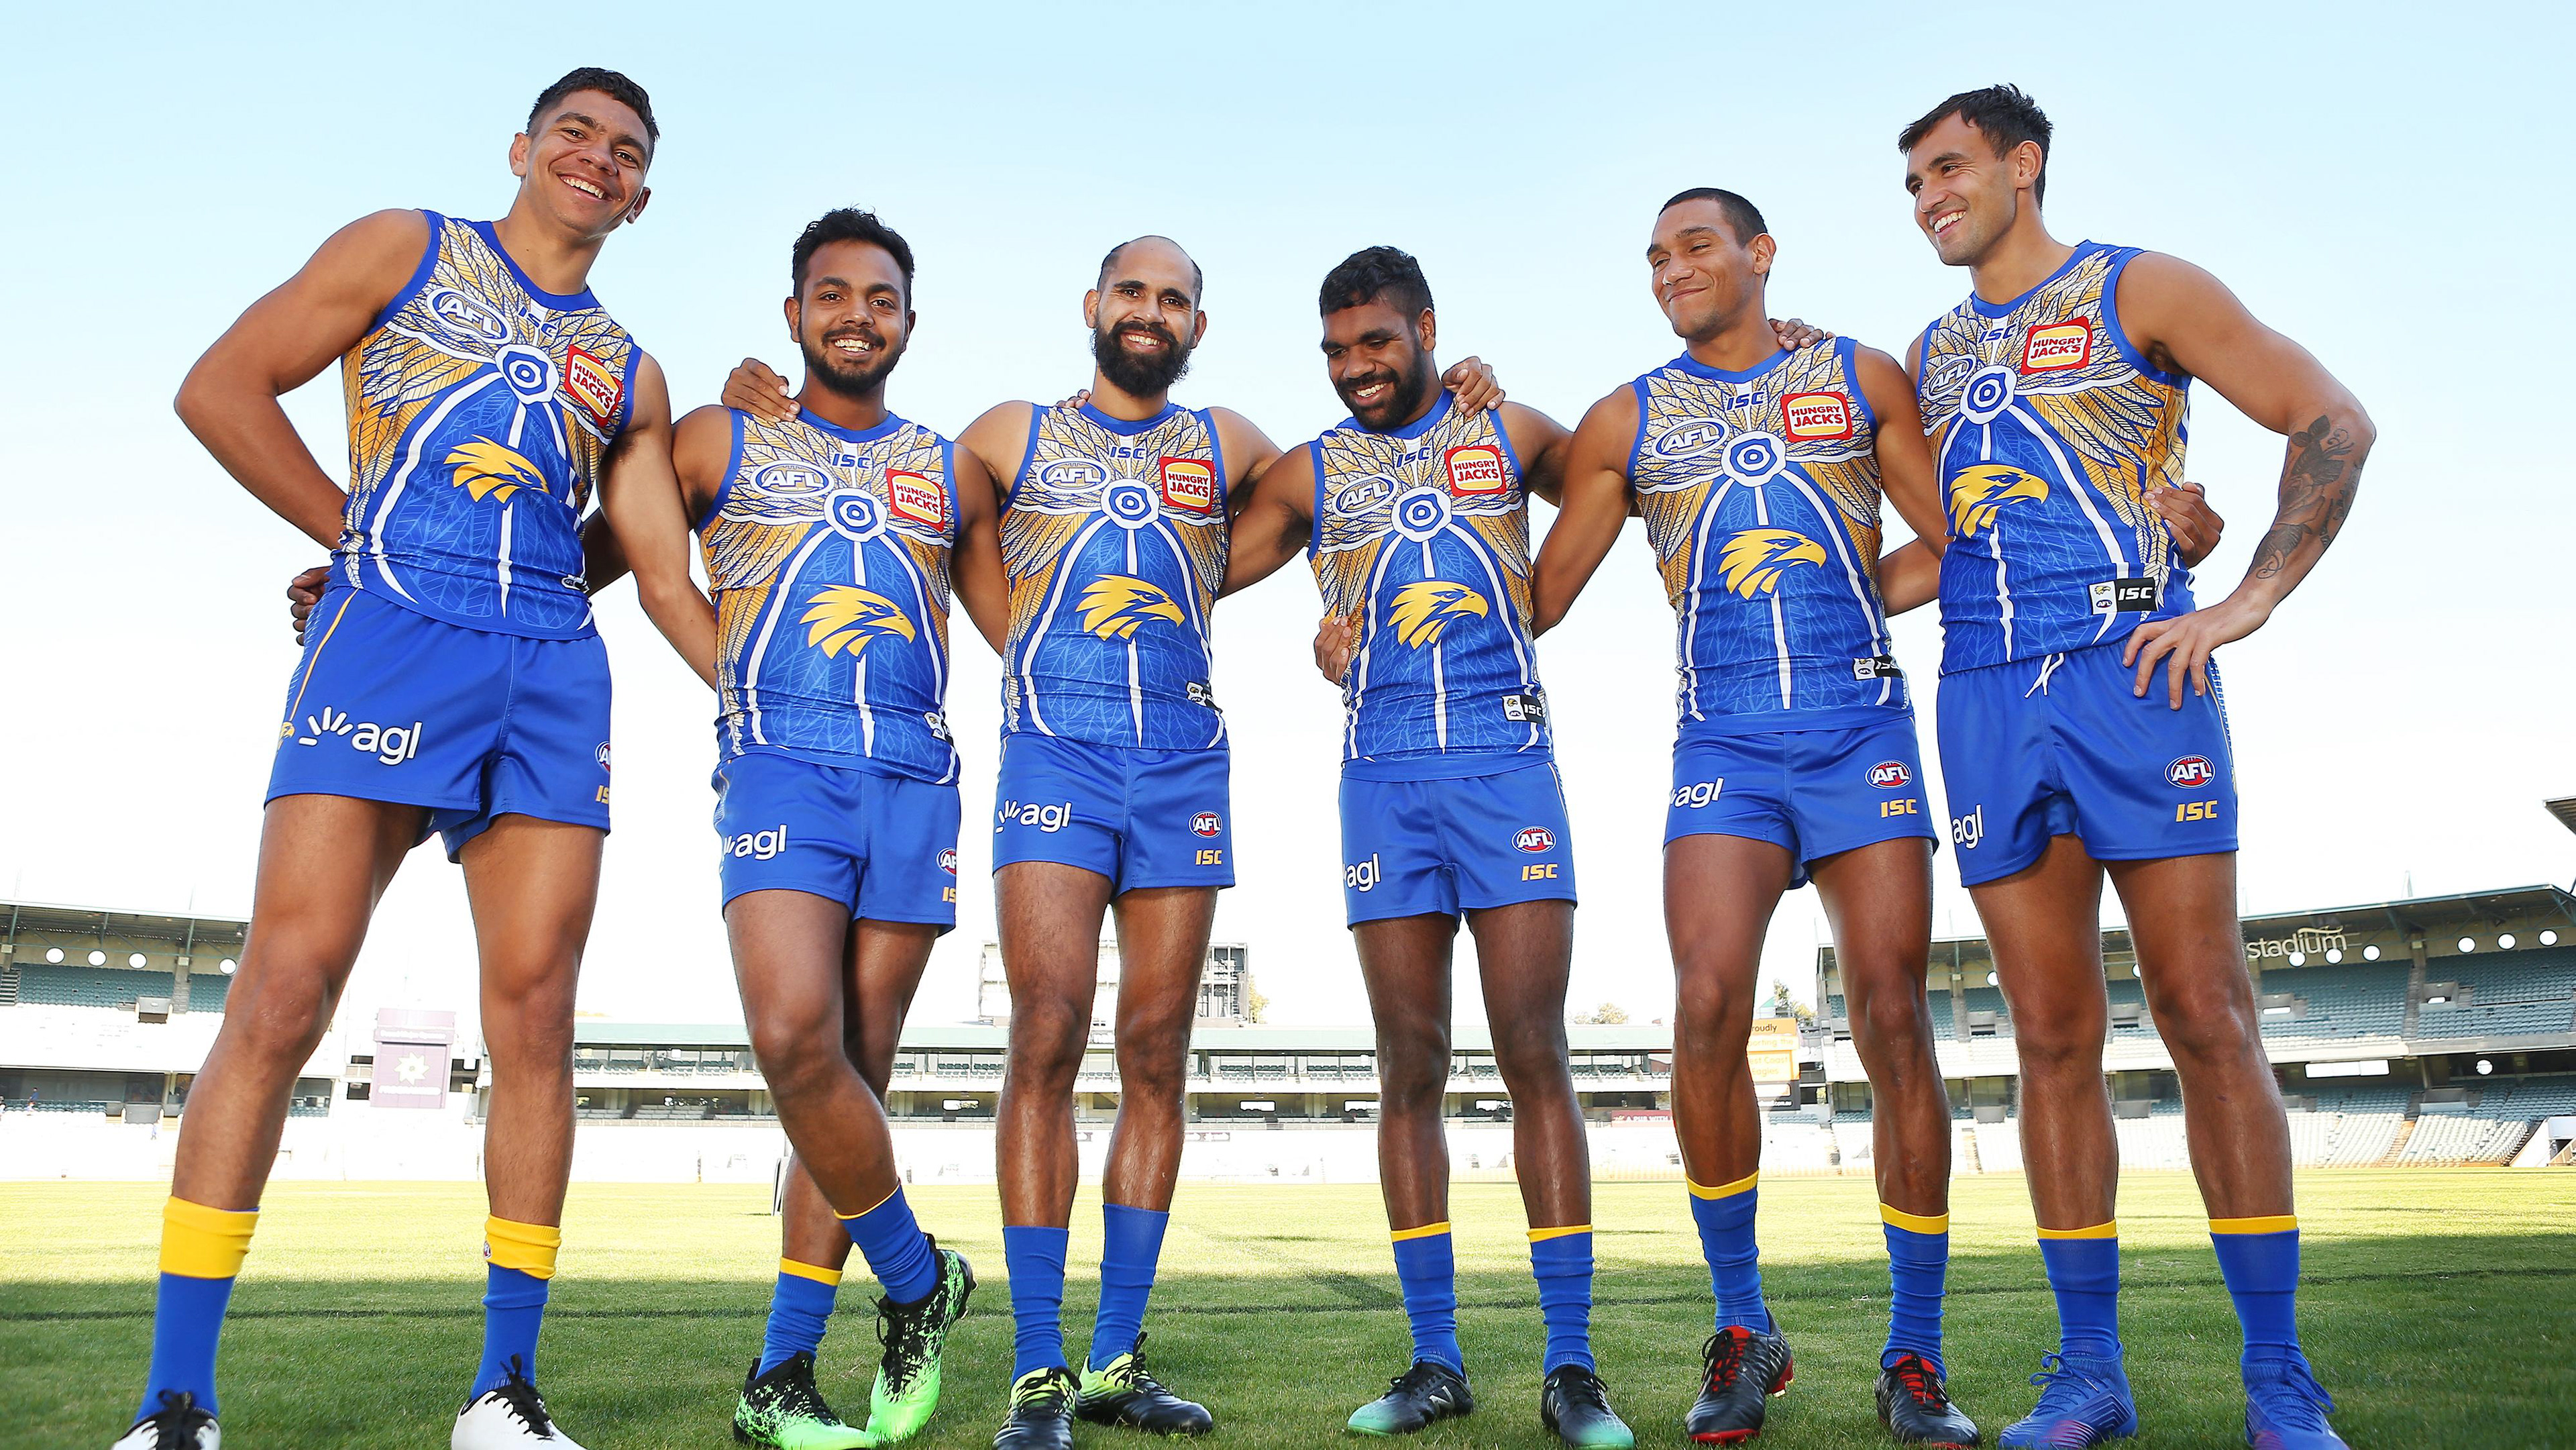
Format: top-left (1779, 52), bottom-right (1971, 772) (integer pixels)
top-left (3, 3), bottom-right (2568, 1037)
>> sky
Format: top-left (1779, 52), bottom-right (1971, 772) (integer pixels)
top-left (3, 3), bottom-right (2570, 1045)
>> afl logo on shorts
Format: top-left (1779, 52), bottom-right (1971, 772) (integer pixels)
top-left (594, 743), bottom-right (612, 772)
top-left (888, 471), bottom-right (948, 530)
top-left (1190, 811), bottom-right (1222, 838)
top-left (1159, 457), bottom-right (1217, 513)
top-left (1514, 826), bottom-right (1556, 853)
top-left (565, 344), bottom-right (623, 425)
top-left (2020, 319), bottom-right (2094, 372)
top-left (1444, 444), bottom-right (1507, 496)
top-left (1780, 391), bottom-right (1855, 441)
top-left (937, 847), bottom-right (959, 875)
top-left (2167, 756), bottom-right (2217, 789)
top-left (1868, 760), bottom-right (1911, 790)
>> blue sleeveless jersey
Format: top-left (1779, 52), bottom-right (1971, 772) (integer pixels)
top-left (1916, 241), bottom-right (2194, 672)
top-left (700, 411), bottom-right (960, 784)
top-left (339, 211), bottom-right (637, 639)
top-left (998, 402), bottom-right (1229, 750)
top-left (1629, 338), bottom-right (1907, 733)
top-left (1309, 393), bottom-right (1550, 778)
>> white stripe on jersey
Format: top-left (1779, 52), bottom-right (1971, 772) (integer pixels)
top-left (2006, 401), bottom-right (2130, 644)
top-left (1780, 473), bottom-right (1896, 706)
top-left (743, 531), bottom-right (832, 746)
top-left (368, 372), bottom-right (501, 601)
top-left (1018, 514), bottom-right (1114, 739)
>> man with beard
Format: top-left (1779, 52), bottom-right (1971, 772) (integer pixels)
top-left (609, 209), bottom-right (1004, 1448)
top-left (722, 237), bottom-right (1503, 1450)
top-left (1897, 86), bottom-right (2370, 1450)
top-left (1222, 246), bottom-right (1632, 1449)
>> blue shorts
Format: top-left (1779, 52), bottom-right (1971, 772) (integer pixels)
top-left (1339, 760), bottom-right (1576, 926)
top-left (1936, 643), bottom-right (2237, 886)
top-left (713, 752), bottom-right (961, 929)
top-left (266, 587), bottom-right (610, 860)
top-left (1665, 715), bottom-right (1936, 888)
top-left (990, 733), bottom-right (1234, 894)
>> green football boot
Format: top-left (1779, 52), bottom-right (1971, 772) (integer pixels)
top-left (1076, 1331), bottom-right (1216, 1435)
top-left (733, 1351), bottom-right (875, 1449)
top-left (863, 1241), bottom-right (976, 1444)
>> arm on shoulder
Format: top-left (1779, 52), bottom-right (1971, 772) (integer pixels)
top-left (1529, 387), bottom-right (1638, 634)
top-left (1208, 406), bottom-right (1284, 500)
top-left (1499, 401), bottom-right (1574, 506)
top-left (1220, 440), bottom-right (1316, 597)
top-left (1852, 345), bottom-right (1946, 558)
top-left (957, 401), bottom-right (1040, 504)
top-left (949, 445), bottom-right (1010, 656)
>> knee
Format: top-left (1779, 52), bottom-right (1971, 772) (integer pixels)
top-left (1847, 980), bottom-right (1934, 1063)
top-left (225, 971), bottom-right (338, 1064)
top-left (1375, 1030), bottom-right (1450, 1111)
top-left (2152, 976), bottom-right (2257, 1063)
top-left (748, 1007), bottom-right (841, 1098)
top-left (1673, 979), bottom-right (1753, 1057)
top-left (1006, 1000), bottom-right (1087, 1088)
top-left (2010, 1010), bottom-right (2100, 1076)
top-left (1115, 1028), bottom-right (1189, 1105)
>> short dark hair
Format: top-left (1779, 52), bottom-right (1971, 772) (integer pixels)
top-left (1097, 237), bottom-right (1204, 305)
top-left (1897, 84), bottom-right (2051, 205)
top-left (1659, 187), bottom-right (1769, 246)
top-left (1320, 246), bottom-right (1433, 319)
top-left (527, 67), bottom-right (658, 148)
top-left (791, 209), bottom-right (916, 299)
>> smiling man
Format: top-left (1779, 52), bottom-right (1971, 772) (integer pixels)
top-left (1898, 85), bottom-right (2372, 1450)
top-left (142, 68), bottom-right (665, 1450)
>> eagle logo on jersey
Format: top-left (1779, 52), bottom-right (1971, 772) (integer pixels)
top-left (801, 587), bottom-right (916, 658)
top-left (1389, 579), bottom-right (1489, 648)
top-left (1077, 576), bottom-right (1185, 639)
top-left (443, 439), bottom-right (550, 503)
top-left (1718, 529), bottom-right (1828, 598)
top-left (1948, 464), bottom-right (2051, 538)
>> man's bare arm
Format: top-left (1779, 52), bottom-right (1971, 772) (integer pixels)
top-left (602, 371), bottom-right (720, 692)
top-left (2117, 253), bottom-right (2374, 705)
top-left (1529, 389), bottom-right (1638, 634)
top-left (950, 446), bottom-right (1010, 656)
top-left (1208, 407), bottom-right (1284, 507)
top-left (1221, 444), bottom-right (1316, 597)
top-left (176, 209), bottom-right (427, 549)
top-left (1498, 401), bottom-right (1575, 509)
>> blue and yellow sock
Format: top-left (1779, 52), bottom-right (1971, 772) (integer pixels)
top-left (1881, 1204), bottom-right (1949, 1375)
top-left (1089, 1202), bottom-right (1169, 1368)
top-left (839, 1184), bottom-right (938, 1304)
top-left (2036, 1221), bottom-right (2121, 1360)
top-left (1003, 1224), bottom-right (1070, 1379)
top-left (138, 1197), bottom-right (257, 1422)
top-left (472, 1216), bottom-right (559, 1398)
top-left (1689, 1172), bottom-right (1772, 1333)
top-left (1529, 1225), bottom-right (1597, 1374)
top-left (759, 1259), bottom-right (843, 1376)
top-left (1390, 1223), bottom-right (1463, 1374)
top-left (2210, 1214), bottom-right (2302, 1372)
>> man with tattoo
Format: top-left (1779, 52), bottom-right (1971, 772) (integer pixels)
top-left (1899, 86), bottom-right (2371, 1450)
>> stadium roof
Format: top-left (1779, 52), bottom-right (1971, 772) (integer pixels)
top-left (2547, 796), bottom-right (2576, 837)
top-left (2, 898), bottom-right (249, 946)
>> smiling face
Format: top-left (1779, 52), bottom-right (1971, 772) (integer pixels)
top-left (1903, 112), bottom-right (2039, 267)
top-left (1322, 297), bottom-right (1436, 431)
top-left (790, 239), bottom-right (910, 399)
top-left (509, 89), bottom-right (653, 240)
top-left (1647, 199), bottom-right (1772, 343)
top-left (1085, 238), bottom-right (1204, 397)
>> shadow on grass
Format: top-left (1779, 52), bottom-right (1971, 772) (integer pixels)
top-left (7, 1235), bottom-right (2571, 1450)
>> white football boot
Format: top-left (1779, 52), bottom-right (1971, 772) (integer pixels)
top-left (110, 1391), bottom-right (219, 1449)
top-left (451, 1359), bottom-right (588, 1449)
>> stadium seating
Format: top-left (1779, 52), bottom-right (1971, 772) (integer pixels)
top-left (2415, 949), bottom-right (2576, 1039)
top-left (2397, 1113), bottom-right (2529, 1165)
top-left (12, 963), bottom-right (178, 1010)
top-left (2260, 961), bottom-right (2412, 1039)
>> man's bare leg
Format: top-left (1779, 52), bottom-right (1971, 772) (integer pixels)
top-left (1353, 913), bottom-right (1464, 1378)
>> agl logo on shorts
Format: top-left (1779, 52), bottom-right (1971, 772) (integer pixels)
top-left (2019, 319), bottom-right (2093, 372)
top-left (2167, 756), bottom-right (2217, 789)
top-left (1951, 806), bottom-right (1985, 849)
top-left (1672, 779), bottom-right (1723, 809)
top-left (999, 799), bottom-right (1073, 833)
top-left (728, 825), bottom-right (789, 860)
top-left (1344, 853), bottom-right (1382, 892)
top-left (291, 707), bottom-right (423, 766)
top-left (1514, 826), bottom-right (1556, 853)
top-left (1780, 391), bottom-right (1854, 441)
top-left (1868, 760), bottom-right (1912, 789)
top-left (1190, 811), bottom-right (1222, 837)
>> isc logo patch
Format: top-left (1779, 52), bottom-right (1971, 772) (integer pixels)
top-left (1159, 457), bottom-right (1217, 513)
top-left (888, 471), bottom-right (948, 529)
top-left (2020, 319), bottom-right (2093, 372)
top-left (1444, 444), bottom-right (1506, 496)
top-left (1780, 391), bottom-right (1854, 441)
top-left (565, 344), bottom-right (623, 424)
top-left (1190, 811), bottom-right (1222, 837)
top-left (2167, 756), bottom-right (2217, 789)
top-left (1868, 760), bottom-right (1912, 790)
top-left (1514, 826), bottom-right (1556, 853)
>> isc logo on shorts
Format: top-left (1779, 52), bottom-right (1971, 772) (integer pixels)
top-left (1345, 853), bottom-right (1382, 892)
top-left (1950, 806), bottom-right (1986, 849)
top-left (889, 471), bottom-right (948, 530)
top-left (1159, 457), bottom-right (1217, 513)
top-left (1673, 779), bottom-right (1723, 809)
top-left (565, 344), bottom-right (623, 425)
top-left (1514, 826), bottom-right (1556, 853)
top-left (1444, 444), bottom-right (1507, 496)
top-left (1868, 760), bottom-right (1912, 790)
top-left (2167, 755), bottom-right (2218, 789)
top-left (1780, 391), bottom-right (1855, 441)
top-left (1190, 811), bottom-right (1222, 837)
top-left (998, 799), bottom-right (1073, 833)
top-left (937, 847), bottom-right (959, 874)
top-left (727, 825), bottom-right (790, 860)
top-left (2020, 319), bottom-right (2094, 372)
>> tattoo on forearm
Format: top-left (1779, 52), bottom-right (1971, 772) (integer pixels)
top-left (2249, 414), bottom-right (2367, 580)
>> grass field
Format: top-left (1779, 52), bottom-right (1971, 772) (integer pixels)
top-left (3, 1170), bottom-right (2569, 1449)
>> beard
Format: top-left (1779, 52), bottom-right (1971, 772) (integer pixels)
top-left (1336, 354), bottom-right (1435, 430)
top-left (800, 325), bottom-right (903, 399)
top-left (1092, 318), bottom-right (1194, 397)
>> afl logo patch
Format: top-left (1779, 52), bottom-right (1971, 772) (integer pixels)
top-left (1514, 826), bottom-right (1556, 853)
top-left (1159, 457), bottom-right (1217, 513)
top-left (2167, 755), bottom-right (2217, 789)
top-left (594, 742), bottom-right (612, 772)
top-left (1650, 421), bottom-right (1725, 460)
top-left (1190, 811), bottom-right (1222, 838)
top-left (937, 847), bottom-right (959, 875)
top-left (1868, 760), bottom-right (1911, 789)
top-left (565, 344), bottom-right (623, 425)
top-left (1781, 391), bottom-right (1855, 441)
top-left (888, 470), bottom-right (948, 530)
top-left (2020, 319), bottom-right (2094, 373)
top-left (1444, 444), bottom-right (1507, 496)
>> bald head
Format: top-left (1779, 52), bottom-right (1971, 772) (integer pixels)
top-left (1097, 235), bottom-right (1203, 305)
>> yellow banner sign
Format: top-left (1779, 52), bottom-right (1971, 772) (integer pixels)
top-left (1748, 1015), bottom-right (1799, 1086)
